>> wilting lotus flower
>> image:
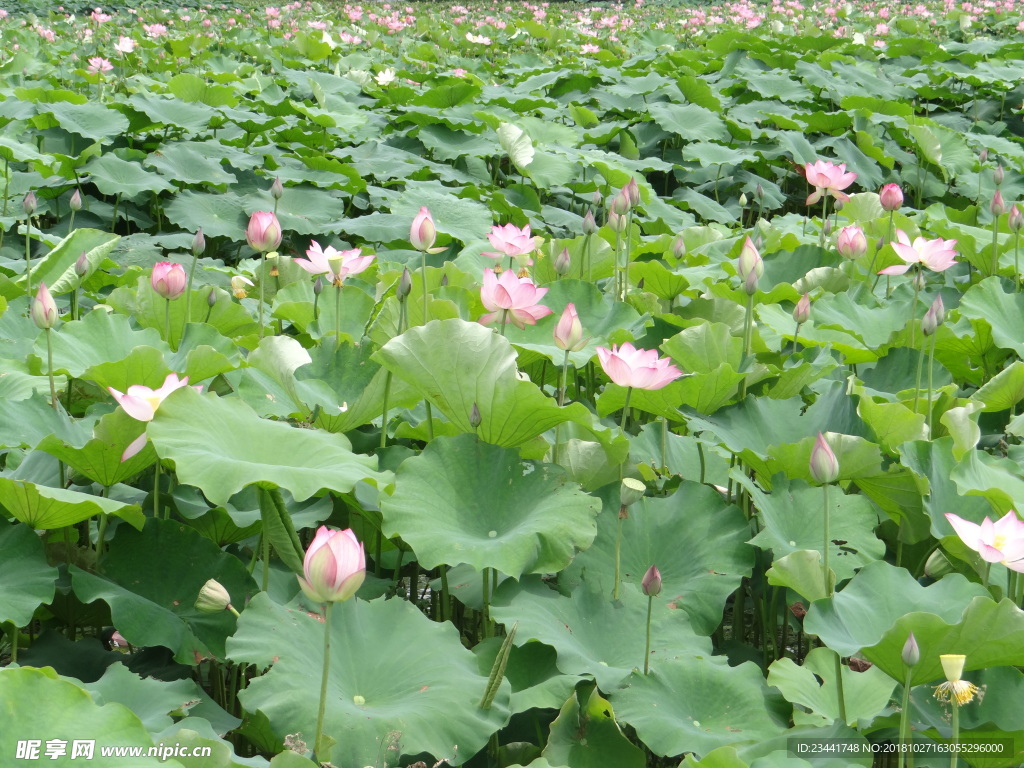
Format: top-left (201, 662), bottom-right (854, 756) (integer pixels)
top-left (294, 241), bottom-right (375, 286)
top-left (246, 211), bottom-right (282, 253)
top-left (804, 160), bottom-right (857, 205)
top-left (879, 231), bottom-right (958, 275)
top-left (31, 283), bottom-right (58, 330)
top-left (945, 511), bottom-right (1024, 572)
top-left (231, 275), bottom-right (255, 298)
top-left (935, 654), bottom-right (979, 705)
top-left (151, 262), bottom-right (187, 300)
top-left (110, 373), bottom-right (201, 460)
top-left (596, 343), bottom-right (683, 391)
top-left (479, 268), bottom-right (552, 328)
top-left (297, 527), bottom-right (366, 603)
top-left (483, 223), bottom-right (538, 263)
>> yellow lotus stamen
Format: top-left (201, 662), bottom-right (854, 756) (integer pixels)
top-left (934, 680), bottom-right (979, 706)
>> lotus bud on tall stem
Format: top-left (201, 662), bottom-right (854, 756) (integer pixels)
top-left (1009, 204), bottom-right (1023, 292)
top-left (641, 565), bottom-right (661, 674)
top-left (614, 479), bottom-right (645, 600)
top-left (68, 187), bottom-right (82, 233)
top-left (916, 295), bottom-right (944, 430)
top-left (897, 632), bottom-right (919, 768)
top-left (991, 190), bottom-right (1007, 276)
top-left (792, 292), bottom-right (810, 353)
top-left (245, 212), bottom-right (283, 339)
top-left (185, 228), bottom-right (205, 330)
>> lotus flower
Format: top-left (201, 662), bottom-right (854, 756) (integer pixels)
top-left (836, 225), bottom-right (868, 259)
top-left (483, 223), bottom-right (538, 263)
top-left (294, 241), bottom-right (375, 286)
top-left (479, 268), bottom-right (552, 328)
top-left (246, 211), bottom-right (282, 253)
top-left (945, 511), bottom-right (1024, 572)
top-left (297, 527), bottom-right (366, 603)
top-left (109, 373), bottom-right (201, 460)
top-left (409, 206), bottom-right (437, 252)
top-left (553, 302), bottom-right (586, 351)
top-left (596, 343), bottom-right (683, 390)
top-left (31, 283), bottom-right (58, 330)
top-left (809, 432), bottom-right (839, 485)
top-left (151, 262), bottom-right (187, 300)
top-left (804, 160), bottom-right (857, 205)
top-left (879, 231), bottom-right (957, 275)
top-left (879, 183), bottom-right (903, 211)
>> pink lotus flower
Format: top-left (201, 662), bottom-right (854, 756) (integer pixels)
top-left (836, 225), bottom-right (868, 259)
top-left (879, 183), bottom-right (903, 212)
top-left (86, 56), bottom-right (113, 74)
top-left (246, 211), bottom-right (282, 253)
top-left (596, 343), bottom-right (683, 390)
top-left (479, 268), bottom-right (552, 329)
top-left (483, 223), bottom-right (538, 263)
top-left (151, 262), bottom-right (187, 300)
top-left (553, 302), bottom-right (586, 351)
top-left (945, 512), bottom-right (1024, 572)
top-left (110, 374), bottom-right (201, 460)
top-left (297, 527), bottom-right (366, 603)
top-left (294, 241), bottom-right (375, 286)
top-left (113, 35), bottom-right (136, 54)
top-left (31, 283), bottom-right (58, 330)
top-left (879, 231), bottom-right (957, 275)
top-left (809, 432), bottom-right (839, 485)
top-left (804, 160), bottom-right (857, 205)
top-left (410, 206), bottom-right (436, 252)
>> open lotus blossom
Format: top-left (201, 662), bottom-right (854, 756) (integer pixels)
top-left (483, 223), bottom-right (539, 263)
top-left (297, 527), bottom-right (366, 603)
top-left (86, 56), bottom-right (114, 74)
top-left (479, 268), bottom-right (552, 328)
top-left (945, 511), bottom-right (1024, 572)
top-left (109, 374), bottom-right (202, 460)
top-left (804, 160), bottom-right (857, 205)
top-left (596, 343), bottom-right (683, 390)
top-left (879, 231), bottom-right (957, 275)
top-left (294, 241), bottom-right (375, 286)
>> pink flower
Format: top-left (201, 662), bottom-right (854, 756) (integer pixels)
top-left (553, 302), bottom-right (586, 351)
top-left (483, 223), bottom-right (537, 263)
top-left (245, 211), bottom-right (282, 253)
top-left (879, 230), bottom-right (957, 275)
top-left (114, 36), bottom-right (136, 54)
top-left (31, 283), bottom-right (58, 330)
top-left (108, 373), bottom-right (196, 422)
top-left (804, 160), bottom-right (857, 205)
top-left (596, 343), bottom-right (683, 390)
top-left (86, 56), bottom-right (113, 74)
top-left (581, 43), bottom-right (600, 53)
top-left (409, 206), bottom-right (436, 252)
top-left (151, 262), bottom-right (187, 300)
top-left (945, 512), bottom-right (1024, 572)
top-left (294, 241), bottom-right (375, 286)
top-left (479, 268), bottom-right (552, 329)
top-left (836, 225), bottom-right (868, 259)
top-left (809, 432), bottom-right (839, 484)
top-left (879, 183), bottom-right (903, 212)
top-left (297, 527), bottom-right (366, 603)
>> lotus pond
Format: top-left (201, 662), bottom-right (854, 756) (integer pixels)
top-left (1, 0), bottom-right (1024, 767)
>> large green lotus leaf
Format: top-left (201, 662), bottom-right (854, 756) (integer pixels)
top-left (390, 185), bottom-right (494, 246)
top-left (613, 658), bottom-right (788, 758)
top-left (741, 475), bottom-right (885, 583)
top-left (560, 482), bottom-right (753, 635)
top-left (597, 380), bottom-right (685, 421)
top-left (899, 438), bottom-right (991, 539)
top-left (854, 386), bottom-right (927, 453)
top-left (147, 387), bottom-right (387, 506)
top-left (767, 648), bottom-right (896, 726)
top-left (22, 228), bottom-right (120, 295)
top-left (766, 434), bottom-right (884, 484)
top-left (374, 318), bottom-right (598, 448)
top-left (75, 344), bottom-right (171, 395)
top-left (86, 153), bottom-right (177, 197)
top-left (380, 434), bottom-right (598, 576)
top-left (228, 593), bottom-right (509, 767)
top-left (0, 667), bottom-right (180, 767)
top-left (0, 521), bottom-right (58, 626)
top-left (661, 323), bottom-right (744, 374)
top-left (630, 424), bottom-right (732, 488)
top-left (45, 310), bottom-right (167, 380)
top-left (167, 323), bottom-right (243, 384)
top-left (163, 191), bottom-right (249, 240)
top-left (542, 686), bottom-right (645, 768)
top-left (949, 448), bottom-right (1024, 515)
top-left (491, 579), bottom-right (714, 691)
top-left (0, 478), bottom-right (144, 530)
top-left (0, 394), bottom-right (81, 449)
top-left (37, 409), bottom-right (154, 487)
top-left (501, 279), bottom-right (645, 368)
top-left (756, 303), bottom-right (879, 363)
top-left (766, 551), bottom-right (829, 603)
top-left (45, 101), bottom-right (129, 143)
top-left (71, 518), bottom-right (255, 664)
top-left (270, 279), bottom-right (375, 340)
top-left (144, 142), bottom-right (239, 187)
top-left (648, 102), bottom-right (730, 142)
top-left (959, 277), bottom-right (1024, 356)
top-left (974, 361), bottom-right (1024, 412)
top-left (473, 638), bottom-right (583, 715)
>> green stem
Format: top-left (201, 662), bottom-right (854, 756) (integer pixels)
top-left (96, 512), bottom-right (109, 563)
top-left (46, 328), bottom-right (57, 411)
top-left (1015, 231), bottom-right (1021, 293)
top-left (898, 665), bottom-right (914, 768)
top-left (439, 565), bottom-right (450, 622)
top-left (258, 252), bottom-right (266, 339)
top-left (982, 561), bottom-right (991, 590)
top-left (622, 213), bottom-right (632, 301)
top-left (927, 334), bottom-right (936, 434)
top-left (620, 386), bottom-right (633, 433)
top-left (24, 215), bottom-right (33, 298)
top-left (553, 350), bottom-right (571, 465)
top-left (261, 532), bottom-right (270, 592)
top-left (818, 197), bottom-right (829, 249)
top-left (991, 215), bottom-right (1000, 277)
top-left (71, 288), bottom-right (79, 322)
top-left (5, 621), bottom-right (16, 664)
top-left (499, 308), bottom-right (509, 337)
top-left (792, 321), bottom-right (802, 355)
top-left (380, 373), bottom-right (393, 450)
top-left (910, 268), bottom-right (921, 349)
top-left (823, 483), bottom-right (832, 596)
top-left (661, 416), bottom-right (669, 473)
top-left (584, 233), bottom-right (592, 282)
top-left (950, 699), bottom-right (959, 768)
top-left (913, 332), bottom-right (926, 416)
top-left (739, 291), bottom-right (754, 400)
top-left (644, 594), bottom-right (653, 674)
top-left (165, 298), bottom-right (173, 351)
top-left (334, 283), bottom-right (343, 348)
top-left (613, 512), bottom-right (624, 600)
top-left (420, 251), bottom-right (429, 323)
top-left (153, 460), bottom-right (161, 521)
top-left (834, 651), bottom-right (847, 724)
top-left (185, 252), bottom-right (198, 331)
top-left (481, 567), bottom-right (492, 639)
top-left (313, 601), bottom-right (333, 763)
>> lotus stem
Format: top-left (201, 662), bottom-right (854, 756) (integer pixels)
top-left (24, 215), bottom-right (33, 298)
top-left (153, 460), bottom-right (161, 521)
top-left (792, 321), bottom-right (802, 355)
top-left (661, 416), bottom-right (669, 473)
top-left (818, 197), bottom-right (828, 249)
top-left (45, 328), bottom-right (57, 411)
top-left (499, 308), bottom-right (509, 337)
top-left (834, 651), bottom-right (847, 725)
top-left (481, 567), bottom-right (492, 639)
top-left (898, 665), bottom-right (914, 768)
top-left (623, 211), bottom-right (632, 301)
top-left (739, 292), bottom-right (754, 399)
top-left (823, 482), bottom-right (832, 596)
top-left (643, 594), bottom-right (653, 675)
top-left (553, 350), bottom-right (571, 465)
top-left (313, 601), bottom-right (333, 764)
top-left (913, 332), bottom-right (926, 416)
top-left (334, 283), bottom-right (343, 348)
top-left (613, 228), bottom-right (622, 299)
top-left (96, 512), bottom-right (109, 563)
top-left (613, 509), bottom-right (624, 601)
top-left (950, 697), bottom-right (959, 768)
top-left (185, 252), bottom-right (198, 331)
top-left (620, 386), bottom-right (633, 433)
top-left (164, 297), bottom-right (173, 351)
top-left (1014, 231), bottom-right (1020, 293)
top-left (927, 334), bottom-right (936, 434)
top-left (4, 622), bottom-right (16, 664)
top-left (583, 233), bottom-right (592, 282)
top-left (258, 252), bottom-right (266, 339)
top-left (991, 215), bottom-right (999, 277)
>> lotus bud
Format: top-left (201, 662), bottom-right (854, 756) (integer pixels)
top-left (625, 177), bottom-right (640, 208)
top-left (833, 199), bottom-right (844, 213)
top-left (755, 183), bottom-right (764, 200)
top-left (607, 211), bottom-right (627, 232)
top-left (743, 269), bottom-right (759, 295)
top-left (924, 548), bottom-right (954, 578)
top-left (246, 211), bottom-right (282, 253)
top-left (994, 164), bottom-right (1004, 185)
top-left (991, 190), bottom-right (1007, 216)
top-left (822, 219), bottom-right (832, 237)
top-left (313, 276), bottom-right (324, 295)
top-left (192, 227), bottom-right (206, 257)
top-left (74, 251), bottom-right (89, 277)
top-left (592, 190), bottom-right (603, 208)
top-left (671, 234), bottom-right (686, 260)
top-left (922, 294), bottom-right (944, 336)
top-left (69, 188), bottom-right (83, 211)
top-left (737, 236), bottom-right (764, 282)
top-left (620, 477), bottom-right (646, 508)
top-left (582, 209), bottom-right (598, 236)
top-left (410, 206), bottom-right (437, 252)
top-left (270, 176), bottom-right (284, 200)
top-left (397, 267), bottom-right (412, 302)
top-left (913, 269), bottom-right (927, 292)
top-left (469, 402), bottom-right (482, 429)
top-left (296, 527), bottom-right (366, 604)
top-left (1009, 204), bottom-right (1024, 232)
top-left (809, 432), bottom-right (839, 484)
top-left (609, 188), bottom-right (630, 215)
top-left (739, 192), bottom-right (748, 207)
top-left (876, 237), bottom-right (886, 252)
top-left (554, 247), bottom-right (571, 276)
top-left (793, 292), bottom-right (811, 325)
top-left (836, 225), bottom-right (867, 259)
top-left (879, 183), bottom-right (903, 212)
top-left (902, 632), bottom-right (920, 667)
top-left (195, 579), bottom-right (233, 613)
top-left (151, 262), bottom-right (187, 300)
top-left (207, 287), bottom-right (218, 307)
top-left (31, 282), bottom-right (58, 330)
top-left (440, 274), bottom-right (449, 287)
top-left (979, 148), bottom-right (989, 164)
top-left (23, 190), bottom-right (37, 216)
top-left (641, 565), bottom-right (662, 597)
top-left (553, 302), bottom-right (585, 351)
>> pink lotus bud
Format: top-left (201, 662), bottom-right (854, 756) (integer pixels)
top-left (582, 210), bottom-right (598, 236)
top-left (822, 218), bottom-right (832, 237)
top-left (979, 148), bottom-right (989, 164)
top-left (207, 287), bottom-right (218, 307)
top-left (554, 247), bottom-right (571, 276)
top-left (592, 190), bottom-right (603, 208)
top-left (69, 188), bottom-right (83, 211)
top-left (554, 302), bottom-right (585, 351)
top-left (31, 282), bottom-right (58, 329)
top-left (74, 251), bottom-right (88, 277)
top-left (246, 211), bottom-right (282, 253)
top-left (607, 211), bottom-right (627, 232)
top-left (922, 294), bottom-right (944, 337)
top-left (296, 527), bottom-right (366, 603)
top-left (270, 176), bottom-right (284, 200)
top-left (469, 402), bottom-right (482, 429)
top-left (902, 632), bottom-right (919, 667)
top-left (737, 236), bottom-right (763, 282)
top-left (1009, 205), bottom-right (1024, 232)
top-left (991, 190), bottom-right (1007, 216)
top-left (879, 183), bottom-right (903, 212)
top-left (192, 228), bottom-right (205, 257)
top-left (755, 183), bottom-right (764, 200)
top-left (151, 262), bottom-right (187, 300)
top-left (609, 188), bottom-right (630, 215)
top-left (410, 206), bottom-right (436, 252)
top-left (994, 164), bottom-right (1004, 185)
top-left (793, 292), bottom-right (811, 325)
top-left (397, 267), bottom-right (412, 302)
top-left (641, 565), bottom-right (662, 597)
top-left (809, 432), bottom-right (839, 484)
top-left (671, 234), bottom-right (686, 260)
top-left (313, 276), bottom-right (324, 295)
top-left (836, 225), bottom-right (868, 259)
top-left (625, 177), bottom-right (640, 207)
top-left (23, 190), bottom-right (37, 216)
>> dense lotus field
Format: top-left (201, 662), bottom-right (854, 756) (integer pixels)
top-left (3, 0), bottom-right (1024, 766)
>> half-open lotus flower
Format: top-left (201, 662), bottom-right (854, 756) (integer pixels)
top-left (297, 527), bottom-right (366, 603)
